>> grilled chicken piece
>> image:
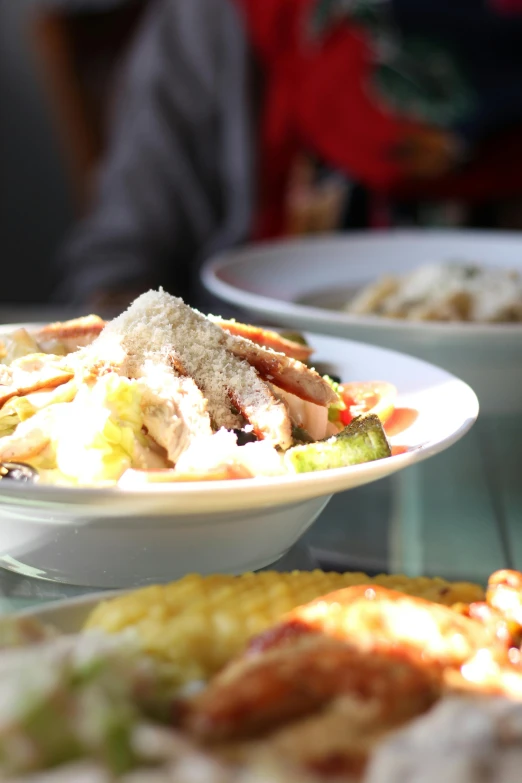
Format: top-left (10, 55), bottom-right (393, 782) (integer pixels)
top-left (0, 328), bottom-right (40, 364)
top-left (225, 336), bottom-right (337, 408)
top-left (183, 636), bottom-right (439, 743)
top-left (451, 570), bottom-right (522, 654)
top-left (227, 385), bottom-right (292, 448)
top-left (248, 584), bottom-right (522, 702)
top-left (36, 313), bottom-right (314, 361)
top-left (453, 600), bottom-right (522, 651)
top-left (0, 407), bottom-right (56, 461)
top-left (248, 585), bottom-right (495, 671)
top-left (139, 363), bottom-right (213, 464)
top-left (87, 291), bottom-right (294, 449)
top-left (444, 647), bottom-right (522, 700)
top-left (35, 315), bottom-right (105, 352)
top-left (487, 569), bottom-right (522, 631)
top-left (209, 318), bottom-right (314, 362)
top-left (167, 340), bottom-right (293, 447)
top-left (0, 355), bottom-right (73, 408)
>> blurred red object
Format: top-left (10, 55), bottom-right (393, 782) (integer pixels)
top-left (237, 0), bottom-right (522, 238)
top-left (491, 0), bottom-right (522, 12)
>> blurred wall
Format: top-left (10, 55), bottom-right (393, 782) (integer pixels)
top-left (0, 0), bottom-right (73, 304)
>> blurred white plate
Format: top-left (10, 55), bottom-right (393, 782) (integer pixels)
top-left (203, 229), bottom-right (522, 414)
top-left (0, 327), bottom-right (477, 589)
top-left (17, 591), bottom-right (120, 634)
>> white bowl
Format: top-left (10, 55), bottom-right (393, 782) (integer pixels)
top-left (203, 229), bottom-right (522, 415)
top-left (0, 329), bottom-right (478, 589)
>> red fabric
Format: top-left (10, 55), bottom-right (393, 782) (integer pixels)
top-left (491, 0), bottom-right (522, 13)
top-left (234, 0), bottom-right (522, 238)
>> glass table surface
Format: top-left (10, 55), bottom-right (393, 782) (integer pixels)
top-left (0, 413), bottom-right (518, 616)
top-left (0, 307), bottom-right (519, 616)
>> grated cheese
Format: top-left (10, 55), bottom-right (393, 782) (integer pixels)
top-left (86, 290), bottom-right (291, 447)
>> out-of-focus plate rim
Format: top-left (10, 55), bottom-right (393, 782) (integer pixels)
top-left (203, 229), bottom-right (522, 338)
top-left (15, 591), bottom-right (124, 633)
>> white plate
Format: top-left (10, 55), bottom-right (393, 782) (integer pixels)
top-left (17, 591), bottom-right (121, 634)
top-left (203, 229), bottom-right (522, 414)
top-left (0, 327), bottom-right (478, 589)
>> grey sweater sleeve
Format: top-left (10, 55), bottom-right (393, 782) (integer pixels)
top-left (55, 0), bottom-right (254, 309)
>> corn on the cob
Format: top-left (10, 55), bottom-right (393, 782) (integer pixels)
top-left (84, 570), bottom-right (484, 687)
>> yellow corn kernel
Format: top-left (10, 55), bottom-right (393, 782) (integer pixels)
top-left (84, 570), bottom-right (484, 686)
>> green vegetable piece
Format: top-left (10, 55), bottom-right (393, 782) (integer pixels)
top-left (278, 330), bottom-right (309, 347)
top-left (285, 414), bottom-right (391, 473)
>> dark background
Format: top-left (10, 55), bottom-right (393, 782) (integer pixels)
top-left (0, 1), bottom-right (73, 304)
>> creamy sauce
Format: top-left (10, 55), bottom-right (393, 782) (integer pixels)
top-left (384, 408), bottom-right (418, 438)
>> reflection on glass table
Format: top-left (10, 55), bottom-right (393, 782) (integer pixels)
top-left (0, 413), bottom-right (517, 615)
top-left (304, 418), bottom-right (511, 585)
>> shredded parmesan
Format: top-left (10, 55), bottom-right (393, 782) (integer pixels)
top-left (85, 290), bottom-right (292, 447)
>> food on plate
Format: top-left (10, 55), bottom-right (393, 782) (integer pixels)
top-left (179, 569), bottom-right (522, 778)
top-left (2, 567), bottom-right (522, 782)
top-left (0, 628), bottom-right (176, 777)
top-left (345, 261), bottom-right (522, 322)
top-left (329, 381), bottom-right (397, 428)
top-left (183, 636), bottom-right (440, 743)
top-left (285, 414), bottom-right (391, 473)
top-left (0, 290), bottom-right (397, 487)
top-left (85, 570), bottom-right (484, 686)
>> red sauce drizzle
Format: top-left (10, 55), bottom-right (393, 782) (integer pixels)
top-left (385, 407), bottom-right (419, 437)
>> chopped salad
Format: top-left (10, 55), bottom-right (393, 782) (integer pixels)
top-left (0, 291), bottom-right (395, 487)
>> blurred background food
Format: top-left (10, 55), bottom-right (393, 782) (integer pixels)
top-left (85, 570), bottom-right (483, 685)
top-left (5, 0), bottom-right (522, 312)
top-left (345, 261), bottom-right (522, 322)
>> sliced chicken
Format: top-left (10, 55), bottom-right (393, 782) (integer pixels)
top-left (227, 382), bottom-right (292, 448)
top-left (88, 291), bottom-right (293, 448)
top-left (0, 328), bottom-right (40, 364)
top-left (40, 313), bottom-right (314, 362)
top-left (10, 354), bottom-right (71, 373)
top-left (173, 348), bottom-right (291, 448)
top-left (138, 362), bottom-right (213, 464)
top-left (0, 355), bottom-right (73, 408)
top-left (35, 315), bottom-right (105, 353)
top-left (224, 335), bottom-right (337, 408)
top-left (55, 292), bottom-right (337, 451)
top-left (0, 407), bottom-right (57, 462)
top-left (208, 317), bottom-right (314, 362)
top-left (270, 387), bottom-right (329, 441)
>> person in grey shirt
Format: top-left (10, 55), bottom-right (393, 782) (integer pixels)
top-left (54, 0), bottom-right (255, 314)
